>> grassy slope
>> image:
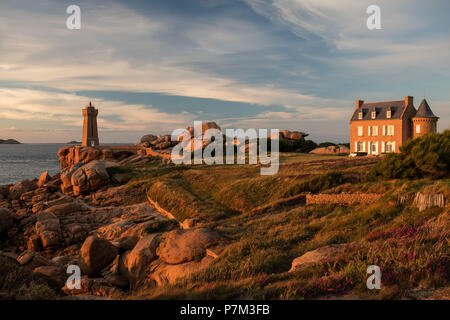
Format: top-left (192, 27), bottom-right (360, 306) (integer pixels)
top-left (112, 153), bottom-right (449, 300)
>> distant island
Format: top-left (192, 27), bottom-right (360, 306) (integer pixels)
top-left (0, 139), bottom-right (21, 144)
top-left (66, 141), bottom-right (81, 144)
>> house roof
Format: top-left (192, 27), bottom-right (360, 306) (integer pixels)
top-left (350, 100), bottom-right (408, 121)
top-left (414, 99), bottom-right (438, 118)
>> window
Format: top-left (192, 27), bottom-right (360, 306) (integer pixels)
top-left (357, 142), bottom-right (364, 152)
top-left (358, 112), bottom-right (363, 120)
top-left (368, 126), bottom-right (378, 136)
top-left (386, 125), bottom-right (394, 136)
top-left (416, 124), bottom-right (421, 134)
top-left (371, 111), bottom-right (376, 119)
top-left (385, 142), bottom-right (392, 153)
top-left (358, 126), bottom-right (363, 136)
top-left (368, 142), bottom-right (378, 155)
top-left (386, 110), bottom-right (391, 118)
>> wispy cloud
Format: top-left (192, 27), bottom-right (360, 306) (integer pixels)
top-left (0, 0), bottom-right (448, 142)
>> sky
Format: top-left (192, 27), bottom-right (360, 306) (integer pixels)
top-left (0, 0), bottom-right (449, 143)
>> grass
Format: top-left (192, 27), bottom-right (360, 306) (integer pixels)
top-left (0, 256), bottom-right (58, 300)
top-left (114, 153), bottom-right (448, 300)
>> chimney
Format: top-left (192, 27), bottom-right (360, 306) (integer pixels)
top-left (405, 96), bottom-right (413, 107)
top-left (356, 100), bottom-right (364, 110)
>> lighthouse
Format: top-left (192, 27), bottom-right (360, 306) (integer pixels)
top-left (82, 102), bottom-right (99, 147)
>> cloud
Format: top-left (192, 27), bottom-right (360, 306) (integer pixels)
top-left (244, 0), bottom-right (450, 74)
top-left (0, 0), bottom-right (346, 108)
top-left (0, 0), bottom-right (448, 142)
top-left (0, 88), bottom-right (197, 142)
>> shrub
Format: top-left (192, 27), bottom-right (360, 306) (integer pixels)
top-left (0, 256), bottom-right (58, 299)
top-left (318, 142), bottom-right (336, 148)
top-left (279, 139), bottom-right (318, 153)
top-left (369, 130), bottom-right (450, 179)
top-left (284, 171), bottom-right (344, 197)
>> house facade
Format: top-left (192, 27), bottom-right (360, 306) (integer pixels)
top-left (349, 96), bottom-right (439, 154)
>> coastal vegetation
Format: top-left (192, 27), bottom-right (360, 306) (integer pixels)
top-left (113, 153), bottom-right (448, 300)
top-left (0, 136), bottom-right (448, 300)
top-left (370, 130), bottom-right (450, 180)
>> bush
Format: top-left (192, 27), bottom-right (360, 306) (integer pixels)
top-left (0, 256), bottom-right (58, 299)
top-left (318, 142), bottom-right (336, 148)
top-left (284, 171), bottom-right (344, 196)
top-left (279, 139), bottom-right (318, 153)
top-left (369, 130), bottom-right (450, 179)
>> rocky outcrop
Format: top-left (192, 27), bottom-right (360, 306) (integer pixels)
top-left (58, 146), bottom-right (102, 171)
top-left (122, 234), bottom-right (159, 286)
top-left (280, 130), bottom-right (308, 140)
top-left (58, 145), bottom-right (148, 172)
top-left (156, 228), bottom-right (220, 265)
top-left (45, 200), bottom-right (90, 216)
top-left (17, 250), bottom-right (53, 269)
top-left (70, 160), bottom-right (116, 196)
top-left (289, 244), bottom-right (349, 272)
top-left (0, 208), bottom-right (14, 234)
top-left (61, 276), bottom-right (124, 299)
top-left (309, 145), bottom-right (350, 154)
top-left (183, 122), bottom-right (222, 152)
top-left (138, 134), bottom-right (178, 150)
top-left (150, 256), bottom-right (214, 286)
top-left (60, 163), bottom-right (82, 194)
top-left (9, 179), bottom-right (37, 200)
top-left (33, 265), bottom-right (66, 287)
top-left (59, 160), bottom-right (117, 196)
top-left (0, 185), bottom-right (9, 198)
top-left (80, 236), bottom-right (118, 275)
top-left (35, 211), bottom-right (61, 248)
top-left (37, 171), bottom-right (51, 187)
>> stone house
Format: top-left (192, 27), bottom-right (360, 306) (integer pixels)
top-left (349, 96), bottom-right (439, 154)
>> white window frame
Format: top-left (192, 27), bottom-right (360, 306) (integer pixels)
top-left (371, 111), bottom-right (376, 119)
top-left (373, 126), bottom-right (378, 136)
top-left (358, 126), bottom-right (363, 136)
top-left (386, 125), bottom-right (394, 136)
top-left (356, 141), bottom-right (365, 152)
top-left (358, 112), bottom-right (363, 120)
top-left (386, 110), bottom-right (391, 118)
top-left (385, 142), bottom-right (392, 153)
top-left (416, 124), bottom-right (421, 134)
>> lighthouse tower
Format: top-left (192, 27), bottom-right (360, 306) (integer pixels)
top-left (412, 99), bottom-right (439, 139)
top-left (82, 102), bottom-right (99, 147)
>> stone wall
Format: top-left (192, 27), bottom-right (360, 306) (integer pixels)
top-left (306, 193), bottom-right (383, 205)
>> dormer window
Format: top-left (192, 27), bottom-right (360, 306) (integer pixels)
top-left (358, 112), bottom-right (363, 120)
top-left (386, 110), bottom-right (391, 118)
top-left (371, 111), bottom-right (376, 119)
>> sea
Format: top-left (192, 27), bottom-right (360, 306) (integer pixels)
top-left (0, 144), bottom-right (64, 185)
top-left (0, 143), bottom-right (135, 185)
